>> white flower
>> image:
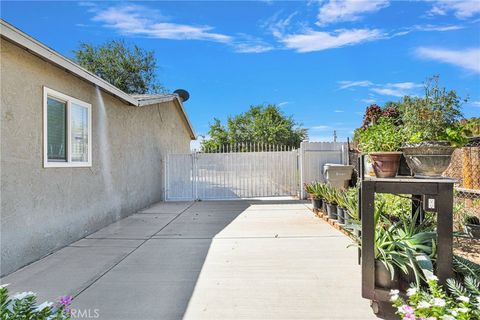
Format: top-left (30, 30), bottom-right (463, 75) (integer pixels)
top-left (35, 301), bottom-right (53, 311)
top-left (450, 310), bottom-right (458, 317)
top-left (390, 294), bottom-right (399, 302)
top-left (457, 307), bottom-right (469, 313)
top-left (427, 275), bottom-right (439, 281)
top-left (418, 301), bottom-right (431, 309)
top-left (389, 289), bottom-right (399, 302)
top-left (407, 287), bottom-right (417, 296)
top-left (457, 296), bottom-right (470, 303)
top-left (440, 316), bottom-right (455, 320)
top-left (433, 298), bottom-right (446, 307)
top-left (13, 292), bottom-right (36, 300)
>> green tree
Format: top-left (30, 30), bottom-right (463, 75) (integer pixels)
top-left (201, 105), bottom-right (307, 151)
top-left (73, 40), bottom-right (164, 94)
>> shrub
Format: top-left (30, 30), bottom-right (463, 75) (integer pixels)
top-left (390, 276), bottom-right (480, 320)
top-left (401, 76), bottom-right (464, 145)
top-left (358, 118), bottom-right (403, 153)
top-left (0, 284), bottom-right (71, 320)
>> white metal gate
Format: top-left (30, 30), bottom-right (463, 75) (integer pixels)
top-left (165, 150), bottom-right (298, 200)
top-left (165, 141), bottom-right (348, 201)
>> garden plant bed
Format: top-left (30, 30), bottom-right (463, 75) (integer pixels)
top-left (454, 237), bottom-right (480, 265)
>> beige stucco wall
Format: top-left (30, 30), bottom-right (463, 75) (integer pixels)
top-left (0, 39), bottom-right (192, 275)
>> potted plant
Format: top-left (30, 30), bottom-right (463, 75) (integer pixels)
top-left (324, 185), bottom-right (339, 219)
top-left (343, 187), bottom-right (358, 226)
top-left (336, 191), bottom-right (349, 224)
top-left (400, 77), bottom-right (467, 178)
top-left (305, 183), bottom-right (321, 210)
top-left (358, 118), bottom-right (403, 178)
top-left (464, 215), bottom-right (480, 239)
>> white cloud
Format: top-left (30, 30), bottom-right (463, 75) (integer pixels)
top-left (471, 101), bottom-right (480, 107)
top-left (362, 98), bottom-right (376, 104)
top-left (338, 80), bottom-right (422, 97)
top-left (371, 82), bottom-right (422, 97)
top-left (334, 110), bottom-right (344, 113)
top-left (428, 0), bottom-right (480, 19)
top-left (278, 101), bottom-right (290, 107)
top-left (415, 47), bottom-right (480, 73)
top-left (338, 80), bottom-right (373, 89)
top-left (232, 34), bottom-right (274, 53)
top-left (317, 0), bottom-right (390, 25)
top-left (93, 4), bottom-right (232, 43)
top-left (279, 28), bottom-right (383, 53)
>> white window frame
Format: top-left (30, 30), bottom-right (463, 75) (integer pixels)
top-left (43, 87), bottom-right (92, 168)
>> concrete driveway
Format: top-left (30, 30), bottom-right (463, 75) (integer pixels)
top-left (2, 200), bottom-right (377, 320)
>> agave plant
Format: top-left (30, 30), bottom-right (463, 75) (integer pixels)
top-left (351, 205), bottom-right (437, 286)
top-left (323, 185), bottom-right (340, 205)
top-left (343, 187), bottom-right (359, 221)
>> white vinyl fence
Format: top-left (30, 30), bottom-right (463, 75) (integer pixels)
top-left (165, 141), bottom-right (347, 201)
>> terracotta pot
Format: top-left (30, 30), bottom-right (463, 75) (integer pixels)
top-left (369, 152), bottom-right (402, 178)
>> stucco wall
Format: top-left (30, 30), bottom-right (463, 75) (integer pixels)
top-left (0, 39), bottom-right (192, 276)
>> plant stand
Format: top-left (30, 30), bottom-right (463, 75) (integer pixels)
top-left (358, 155), bottom-right (455, 312)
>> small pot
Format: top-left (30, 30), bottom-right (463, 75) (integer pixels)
top-left (375, 260), bottom-right (398, 289)
top-left (401, 141), bottom-right (454, 178)
top-left (337, 207), bottom-right (346, 224)
top-left (464, 224), bottom-right (480, 239)
top-left (326, 202), bottom-right (338, 219)
top-left (369, 152), bottom-right (402, 178)
top-left (344, 210), bottom-right (351, 225)
top-left (321, 200), bottom-right (327, 214)
top-left (312, 198), bottom-right (322, 211)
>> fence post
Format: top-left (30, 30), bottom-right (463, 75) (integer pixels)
top-left (299, 140), bottom-right (307, 199)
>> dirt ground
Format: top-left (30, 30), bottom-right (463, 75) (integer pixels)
top-left (453, 237), bottom-right (480, 265)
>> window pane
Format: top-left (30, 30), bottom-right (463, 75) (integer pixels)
top-left (71, 103), bottom-right (89, 162)
top-left (47, 97), bottom-right (66, 161)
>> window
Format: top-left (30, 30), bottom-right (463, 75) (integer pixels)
top-left (43, 87), bottom-right (92, 167)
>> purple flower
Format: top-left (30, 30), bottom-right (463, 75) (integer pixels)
top-left (400, 304), bottom-right (414, 314)
top-left (59, 295), bottom-right (72, 307)
top-left (403, 314), bottom-right (416, 320)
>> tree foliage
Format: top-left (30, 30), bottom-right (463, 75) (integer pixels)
top-left (201, 105), bottom-right (307, 151)
top-left (73, 40), bottom-right (164, 94)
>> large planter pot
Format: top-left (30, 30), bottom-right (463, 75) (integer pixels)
top-left (375, 260), bottom-right (398, 290)
top-left (401, 141), bottom-right (455, 178)
top-left (369, 152), bottom-right (402, 178)
top-left (312, 198), bottom-right (322, 211)
top-left (326, 202), bottom-right (338, 219)
top-left (337, 207), bottom-right (346, 224)
top-left (464, 224), bottom-right (480, 239)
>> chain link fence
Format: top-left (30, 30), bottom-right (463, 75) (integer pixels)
top-left (444, 137), bottom-right (480, 231)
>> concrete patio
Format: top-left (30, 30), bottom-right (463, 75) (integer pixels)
top-left (2, 200), bottom-right (377, 320)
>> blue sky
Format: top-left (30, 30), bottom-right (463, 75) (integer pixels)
top-left (2, 1), bottom-right (480, 144)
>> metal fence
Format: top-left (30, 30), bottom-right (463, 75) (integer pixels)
top-left (165, 141), bottom-right (348, 201)
top-left (165, 145), bottom-right (298, 201)
top-left (444, 138), bottom-right (480, 229)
